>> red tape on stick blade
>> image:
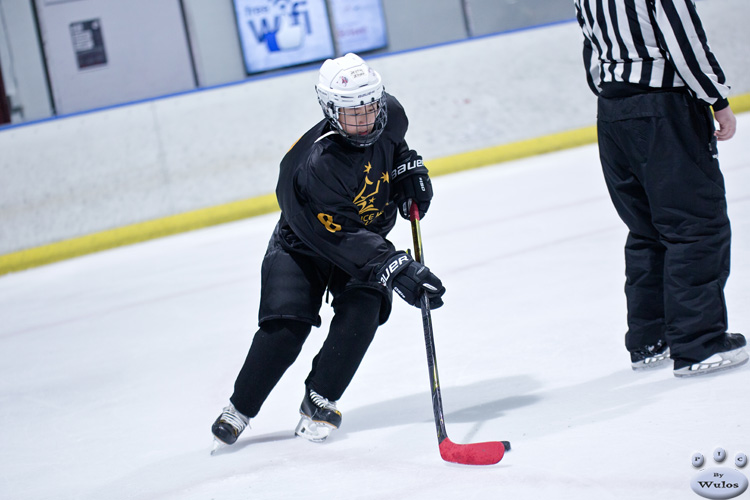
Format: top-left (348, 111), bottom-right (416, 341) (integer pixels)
top-left (438, 438), bottom-right (506, 465)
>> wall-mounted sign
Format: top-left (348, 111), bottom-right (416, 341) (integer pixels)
top-left (69, 19), bottom-right (107, 70)
top-left (233, 0), bottom-right (334, 74)
top-left (328, 0), bottom-right (387, 55)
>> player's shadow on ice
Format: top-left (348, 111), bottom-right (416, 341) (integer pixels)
top-left (339, 375), bottom-right (541, 437)
top-left (338, 369), bottom-right (677, 442)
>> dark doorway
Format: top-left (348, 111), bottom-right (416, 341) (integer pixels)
top-left (0, 60), bottom-right (11, 124)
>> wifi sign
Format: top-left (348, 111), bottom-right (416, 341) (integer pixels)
top-left (233, 0), bottom-right (335, 74)
top-left (247, 1), bottom-right (312, 52)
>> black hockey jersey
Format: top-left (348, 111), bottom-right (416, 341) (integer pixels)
top-left (273, 94), bottom-right (420, 283)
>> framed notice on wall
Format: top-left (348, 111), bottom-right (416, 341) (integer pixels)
top-left (327, 0), bottom-right (387, 55)
top-left (69, 19), bottom-right (107, 70)
top-left (233, 0), bottom-right (335, 74)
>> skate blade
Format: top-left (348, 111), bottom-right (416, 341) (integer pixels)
top-left (295, 415), bottom-right (335, 443)
top-left (210, 438), bottom-right (226, 455)
top-left (631, 348), bottom-right (671, 371)
top-left (631, 356), bottom-right (670, 371)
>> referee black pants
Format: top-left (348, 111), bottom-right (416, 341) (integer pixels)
top-left (596, 91), bottom-right (731, 364)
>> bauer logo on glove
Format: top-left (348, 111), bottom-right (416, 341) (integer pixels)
top-left (378, 253), bottom-right (411, 286)
top-left (376, 251), bottom-right (445, 308)
top-left (391, 157), bottom-right (424, 180)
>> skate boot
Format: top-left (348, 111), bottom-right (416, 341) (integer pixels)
top-left (674, 333), bottom-right (748, 378)
top-left (211, 403), bottom-right (250, 453)
top-left (295, 388), bottom-right (342, 443)
top-left (630, 340), bottom-right (670, 371)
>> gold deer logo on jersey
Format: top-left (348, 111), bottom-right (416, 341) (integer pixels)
top-left (353, 162), bottom-right (389, 225)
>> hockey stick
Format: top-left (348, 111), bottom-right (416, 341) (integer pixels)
top-left (409, 201), bottom-right (509, 466)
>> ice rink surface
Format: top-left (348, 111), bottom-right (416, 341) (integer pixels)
top-left (1, 114), bottom-right (749, 499)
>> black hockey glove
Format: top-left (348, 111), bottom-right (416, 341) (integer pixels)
top-left (377, 251), bottom-right (445, 309)
top-left (391, 154), bottom-right (433, 220)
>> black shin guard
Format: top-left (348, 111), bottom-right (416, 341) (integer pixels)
top-left (230, 319), bottom-right (311, 417)
top-left (305, 288), bottom-right (382, 401)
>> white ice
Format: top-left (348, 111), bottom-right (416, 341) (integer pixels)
top-left (1, 114), bottom-right (749, 500)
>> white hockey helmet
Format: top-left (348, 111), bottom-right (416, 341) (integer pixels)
top-left (315, 53), bottom-right (387, 147)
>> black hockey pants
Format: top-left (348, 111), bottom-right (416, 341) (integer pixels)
top-left (229, 287), bottom-right (382, 418)
top-left (596, 90), bottom-right (731, 364)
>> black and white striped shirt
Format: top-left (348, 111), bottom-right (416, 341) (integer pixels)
top-left (574, 0), bottom-right (730, 109)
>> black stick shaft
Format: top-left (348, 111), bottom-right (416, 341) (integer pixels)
top-left (410, 202), bottom-right (449, 444)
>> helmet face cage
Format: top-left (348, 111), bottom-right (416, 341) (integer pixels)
top-left (319, 93), bottom-right (388, 147)
top-left (315, 54), bottom-right (388, 148)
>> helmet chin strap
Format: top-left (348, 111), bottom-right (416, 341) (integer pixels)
top-left (314, 130), bottom-right (339, 144)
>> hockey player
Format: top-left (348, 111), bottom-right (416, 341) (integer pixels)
top-left (211, 53), bottom-right (445, 449)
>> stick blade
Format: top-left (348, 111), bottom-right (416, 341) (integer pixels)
top-left (438, 437), bottom-right (506, 466)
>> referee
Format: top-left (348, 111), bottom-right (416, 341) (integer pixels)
top-left (574, 0), bottom-right (747, 377)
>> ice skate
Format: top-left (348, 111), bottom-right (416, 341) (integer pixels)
top-left (295, 388), bottom-right (342, 443)
top-left (630, 340), bottom-right (670, 371)
top-left (210, 403), bottom-right (250, 454)
top-left (674, 334), bottom-right (748, 377)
